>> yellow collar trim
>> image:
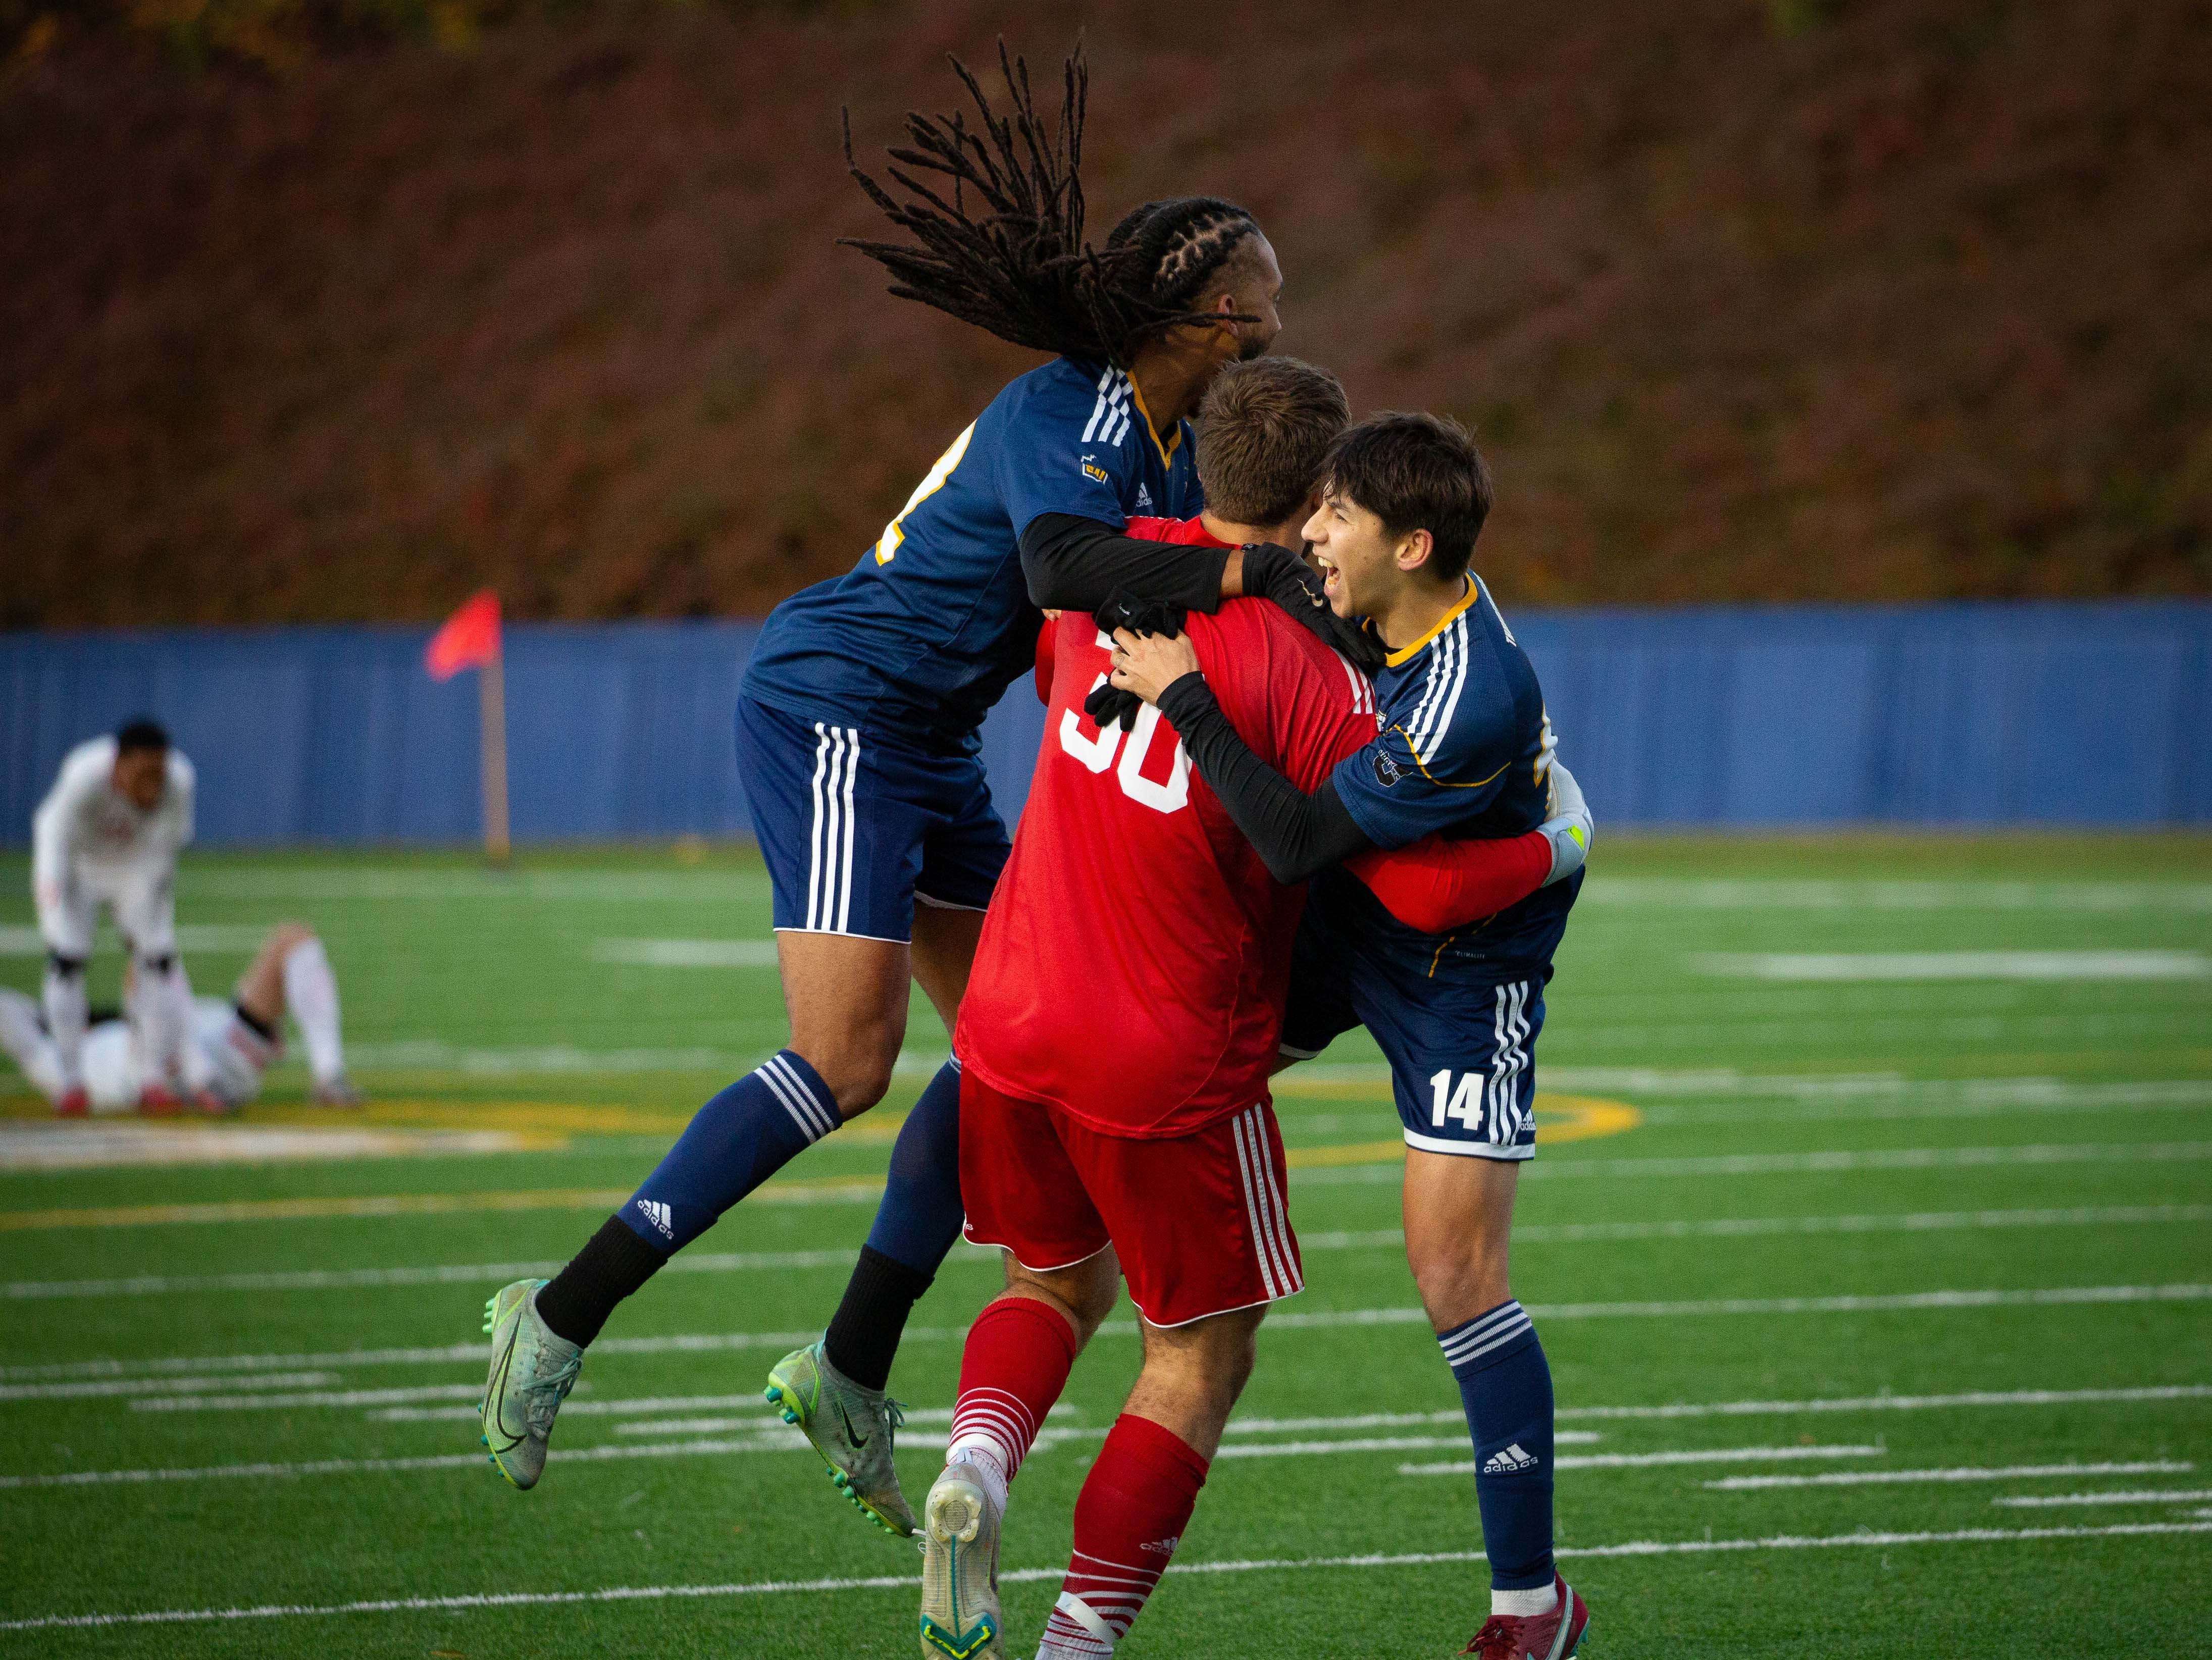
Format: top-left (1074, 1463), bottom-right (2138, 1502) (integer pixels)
top-left (1383, 577), bottom-right (1481, 668)
top-left (1125, 377), bottom-right (1182, 469)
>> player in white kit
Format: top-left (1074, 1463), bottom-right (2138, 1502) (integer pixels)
top-left (31, 720), bottom-right (205, 1114)
top-left (0, 922), bottom-right (360, 1112)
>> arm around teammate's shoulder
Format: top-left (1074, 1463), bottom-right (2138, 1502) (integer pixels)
top-left (1018, 514), bottom-right (1231, 614)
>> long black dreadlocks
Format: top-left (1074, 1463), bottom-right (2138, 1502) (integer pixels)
top-left (841, 43), bottom-right (1262, 367)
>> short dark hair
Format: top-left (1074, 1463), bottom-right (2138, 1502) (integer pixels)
top-left (1319, 411), bottom-right (1494, 582)
top-left (114, 719), bottom-right (169, 756)
top-left (1194, 357), bottom-right (1349, 528)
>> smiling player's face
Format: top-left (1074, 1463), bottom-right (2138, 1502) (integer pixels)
top-left (1302, 490), bottom-right (1400, 620)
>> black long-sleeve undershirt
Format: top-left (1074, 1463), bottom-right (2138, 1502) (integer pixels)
top-left (1018, 513), bottom-right (1231, 614)
top-left (1155, 671), bottom-right (1372, 885)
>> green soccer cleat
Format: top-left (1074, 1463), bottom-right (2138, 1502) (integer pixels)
top-left (918, 1462), bottom-right (1002, 1659)
top-left (763, 1338), bottom-right (917, 1537)
top-left (478, 1278), bottom-right (582, 1490)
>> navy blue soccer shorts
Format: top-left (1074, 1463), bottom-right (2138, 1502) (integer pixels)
top-left (735, 696), bottom-right (1011, 944)
top-left (1280, 908), bottom-right (1547, 1162)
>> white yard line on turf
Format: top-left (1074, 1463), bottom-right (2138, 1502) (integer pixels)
top-left (133, 1384), bottom-right (486, 1413)
top-left (11, 1287), bottom-right (2209, 1385)
top-left (0, 1125), bottom-right (545, 1172)
top-left (1707, 1460), bottom-right (2192, 1490)
top-left (1692, 951), bottom-right (2209, 981)
top-left (0, 1429), bottom-right (1587, 1489)
top-left (2, 1247), bottom-right (871, 1300)
top-left (1993, 1489), bottom-right (2212, 1508)
top-left (6, 1523), bottom-right (2210, 1634)
top-left (1535, 1071), bottom-right (2212, 1106)
top-left (1555, 1384), bottom-right (2212, 1421)
top-left (592, 939), bottom-right (781, 967)
top-left (18, 1203), bottom-right (2207, 1302)
top-left (1400, 1445), bottom-right (1882, 1476)
top-left (0, 1371), bottom-right (340, 1404)
top-left (0, 1437), bottom-right (813, 1490)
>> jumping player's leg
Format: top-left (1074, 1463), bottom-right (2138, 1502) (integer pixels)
top-left (533, 930), bottom-right (876, 1349)
top-left (488, 701), bottom-right (974, 1496)
top-left (820, 902), bottom-right (985, 1393)
top-left (776, 771), bottom-right (1008, 1533)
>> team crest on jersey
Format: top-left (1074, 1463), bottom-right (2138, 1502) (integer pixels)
top-left (1373, 748), bottom-right (1404, 787)
top-left (1081, 455), bottom-right (1108, 483)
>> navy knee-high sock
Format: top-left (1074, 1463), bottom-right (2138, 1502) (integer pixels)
top-left (1439, 1300), bottom-right (1555, 1590)
top-left (536, 1050), bottom-right (839, 1346)
top-left (823, 1057), bottom-right (965, 1390)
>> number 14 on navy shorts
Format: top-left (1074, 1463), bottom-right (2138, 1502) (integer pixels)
top-left (736, 696), bottom-right (1011, 944)
top-left (1281, 910), bottom-right (1547, 1162)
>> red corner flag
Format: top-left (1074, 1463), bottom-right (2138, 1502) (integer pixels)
top-left (425, 590), bottom-right (511, 862)
top-left (426, 590), bottom-right (502, 681)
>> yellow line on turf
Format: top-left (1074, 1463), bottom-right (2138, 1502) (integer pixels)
top-left (1282, 1094), bottom-right (1639, 1165)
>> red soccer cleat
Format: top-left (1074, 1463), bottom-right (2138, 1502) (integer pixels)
top-left (1460, 1574), bottom-right (1589, 1660)
top-left (54, 1086), bottom-right (91, 1118)
top-left (136, 1085), bottom-right (183, 1117)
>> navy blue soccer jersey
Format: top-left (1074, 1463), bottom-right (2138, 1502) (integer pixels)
top-left (1312, 574), bottom-right (1580, 979)
top-left (743, 357), bottom-right (1202, 749)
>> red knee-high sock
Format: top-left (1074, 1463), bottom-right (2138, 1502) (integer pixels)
top-left (1036, 1413), bottom-right (1210, 1658)
top-left (944, 1294), bottom-right (1079, 1503)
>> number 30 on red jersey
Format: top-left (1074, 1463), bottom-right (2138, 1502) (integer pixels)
top-left (1057, 633), bottom-right (1191, 815)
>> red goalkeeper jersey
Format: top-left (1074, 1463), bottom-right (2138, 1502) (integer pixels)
top-left (957, 601), bottom-right (1381, 1138)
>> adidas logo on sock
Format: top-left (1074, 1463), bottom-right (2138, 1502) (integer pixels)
top-left (1482, 1443), bottom-right (1539, 1475)
top-left (1138, 1535), bottom-right (1179, 1555)
top-left (635, 1199), bottom-right (675, 1239)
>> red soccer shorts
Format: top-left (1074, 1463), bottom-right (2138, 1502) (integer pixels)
top-left (958, 1070), bottom-right (1305, 1328)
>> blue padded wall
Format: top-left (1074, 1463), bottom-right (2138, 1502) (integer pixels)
top-left (2, 603), bottom-right (2204, 845)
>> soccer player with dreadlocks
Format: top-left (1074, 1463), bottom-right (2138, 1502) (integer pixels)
top-left (476, 46), bottom-right (1369, 1524)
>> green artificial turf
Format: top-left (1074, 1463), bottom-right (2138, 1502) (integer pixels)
top-left (1, 836), bottom-right (2208, 1657)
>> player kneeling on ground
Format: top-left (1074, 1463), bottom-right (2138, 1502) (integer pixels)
top-left (0, 923), bottom-right (361, 1113)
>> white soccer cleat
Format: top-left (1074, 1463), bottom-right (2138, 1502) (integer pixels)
top-left (918, 1462), bottom-right (1003, 1658)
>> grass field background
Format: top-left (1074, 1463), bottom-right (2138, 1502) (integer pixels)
top-left (2, 836), bottom-right (2208, 1657)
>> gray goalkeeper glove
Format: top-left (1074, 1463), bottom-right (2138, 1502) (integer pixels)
top-left (1539, 759), bottom-right (1592, 885)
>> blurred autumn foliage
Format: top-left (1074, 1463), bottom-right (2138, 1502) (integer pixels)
top-left (2, 0), bottom-right (2208, 626)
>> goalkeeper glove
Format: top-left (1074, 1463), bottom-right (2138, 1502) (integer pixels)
top-left (1539, 759), bottom-right (1592, 885)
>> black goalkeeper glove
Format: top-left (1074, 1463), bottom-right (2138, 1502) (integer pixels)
top-left (1238, 542), bottom-right (1386, 672)
top-left (1085, 590), bottom-right (1187, 732)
